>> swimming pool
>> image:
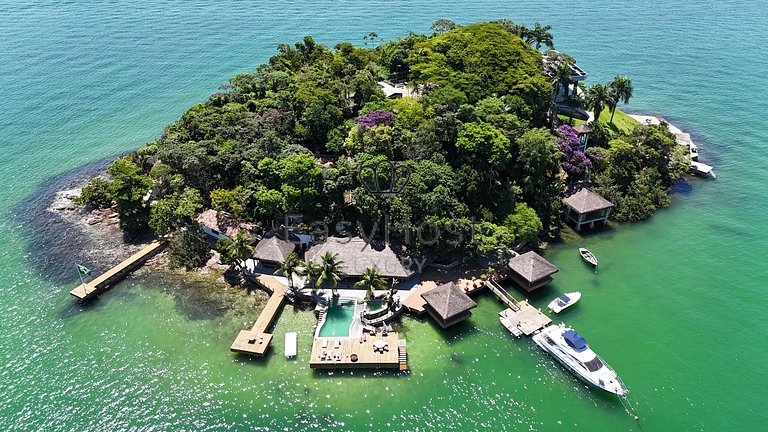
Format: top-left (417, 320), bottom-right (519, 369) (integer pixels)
top-left (318, 298), bottom-right (356, 337)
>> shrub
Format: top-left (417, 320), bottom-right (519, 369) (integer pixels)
top-left (76, 178), bottom-right (112, 208)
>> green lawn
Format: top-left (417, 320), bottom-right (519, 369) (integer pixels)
top-left (558, 107), bottom-right (639, 135)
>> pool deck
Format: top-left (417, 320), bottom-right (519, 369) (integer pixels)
top-left (310, 333), bottom-right (405, 369)
top-left (230, 275), bottom-right (288, 356)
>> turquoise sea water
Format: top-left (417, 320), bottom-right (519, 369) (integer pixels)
top-left (2, 1), bottom-right (768, 430)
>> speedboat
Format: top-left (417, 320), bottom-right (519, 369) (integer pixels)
top-left (547, 292), bottom-right (581, 313)
top-left (532, 324), bottom-right (628, 396)
top-left (579, 248), bottom-right (598, 267)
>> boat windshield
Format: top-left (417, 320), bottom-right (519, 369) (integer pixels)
top-left (584, 356), bottom-right (604, 372)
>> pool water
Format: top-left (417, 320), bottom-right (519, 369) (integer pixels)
top-left (318, 298), bottom-right (356, 337)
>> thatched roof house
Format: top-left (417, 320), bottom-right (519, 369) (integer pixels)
top-left (420, 282), bottom-right (477, 328)
top-left (304, 237), bottom-right (413, 279)
top-left (506, 251), bottom-right (559, 291)
top-left (252, 235), bottom-right (295, 266)
top-left (563, 188), bottom-right (613, 231)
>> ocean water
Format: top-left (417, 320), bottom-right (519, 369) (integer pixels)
top-left (2, 1), bottom-right (767, 430)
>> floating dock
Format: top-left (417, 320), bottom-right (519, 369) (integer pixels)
top-left (309, 333), bottom-right (406, 370)
top-left (230, 275), bottom-right (288, 356)
top-left (70, 240), bottom-right (167, 300)
top-left (285, 332), bottom-right (297, 359)
top-left (487, 281), bottom-right (551, 337)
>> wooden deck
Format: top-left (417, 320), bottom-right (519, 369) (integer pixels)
top-left (403, 279), bottom-right (486, 315)
top-left (309, 333), bottom-right (404, 369)
top-left (488, 281), bottom-right (551, 337)
top-left (230, 275), bottom-right (288, 356)
top-left (70, 240), bottom-right (167, 300)
top-left (402, 281), bottom-right (437, 315)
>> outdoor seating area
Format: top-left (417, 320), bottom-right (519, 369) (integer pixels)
top-left (310, 333), bottom-right (402, 369)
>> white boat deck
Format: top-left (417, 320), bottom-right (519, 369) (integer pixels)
top-left (285, 332), bottom-right (297, 358)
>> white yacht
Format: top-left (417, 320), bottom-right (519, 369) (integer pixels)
top-left (532, 324), bottom-right (628, 396)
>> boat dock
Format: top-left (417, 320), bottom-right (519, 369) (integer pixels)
top-left (487, 281), bottom-right (551, 337)
top-left (309, 332), bottom-right (407, 370)
top-left (230, 275), bottom-right (288, 356)
top-left (70, 240), bottom-right (167, 300)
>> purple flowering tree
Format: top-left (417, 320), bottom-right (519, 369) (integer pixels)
top-left (556, 124), bottom-right (592, 180)
top-left (354, 110), bottom-right (395, 129)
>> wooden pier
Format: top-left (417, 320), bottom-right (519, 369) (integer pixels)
top-left (487, 281), bottom-right (551, 337)
top-left (70, 240), bottom-right (167, 300)
top-left (309, 333), bottom-right (405, 370)
top-left (230, 275), bottom-right (288, 356)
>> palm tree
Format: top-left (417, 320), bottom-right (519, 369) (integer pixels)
top-left (317, 252), bottom-right (345, 296)
top-left (495, 19), bottom-right (528, 38)
top-left (553, 62), bottom-right (573, 100)
top-left (608, 76), bottom-right (634, 123)
top-left (300, 259), bottom-right (321, 290)
top-left (354, 267), bottom-right (388, 301)
top-left (585, 83), bottom-right (612, 123)
top-left (217, 232), bottom-right (254, 273)
top-left (275, 252), bottom-right (301, 292)
top-left (525, 22), bottom-right (554, 50)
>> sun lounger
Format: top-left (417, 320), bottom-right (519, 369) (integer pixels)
top-left (258, 335), bottom-right (264, 344)
top-left (321, 339), bottom-right (329, 349)
top-left (334, 339), bottom-right (341, 349)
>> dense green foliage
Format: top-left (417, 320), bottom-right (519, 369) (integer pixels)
top-left (86, 20), bottom-right (687, 259)
top-left (76, 178), bottom-right (112, 208)
top-left (589, 124), bottom-right (688, 221)
top-left (168, 227), bottom-right (211, 268)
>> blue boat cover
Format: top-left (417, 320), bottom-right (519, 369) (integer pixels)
top-left (563, 330), bottom-right (588, 352)
top-left (558, 294), bottom-right (571, 303)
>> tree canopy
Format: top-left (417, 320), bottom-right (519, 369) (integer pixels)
top-left (82, 20), bottom-right (685, 261)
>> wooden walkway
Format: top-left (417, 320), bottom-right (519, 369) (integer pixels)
top-left (488, 281), bottom-right (551, 337)
top-left (310, 333), bottom-right (403, 369)
top-left (230, 275), bottom-right (288, 356)
top-left (70, 240), bottom-right (167, 300)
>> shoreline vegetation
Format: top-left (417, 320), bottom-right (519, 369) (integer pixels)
top-left (70, 19), bottom-right (690, 294)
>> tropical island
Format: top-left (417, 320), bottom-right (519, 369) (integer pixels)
top-left (69, 19), bottom-right (693, 370)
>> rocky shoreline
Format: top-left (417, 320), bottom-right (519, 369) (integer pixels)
top-left (15, 161), bottom-right (267, 320)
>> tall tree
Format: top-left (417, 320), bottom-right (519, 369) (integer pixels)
top-left (107, 157), bottom-right (152, 232)
top-left (553, 61), bottom-right (573, 100)
top-left (276, 252), bottom-right (302, 292)
top-left (494, 19), bottom-right (528, 38)
top-left (217, 232), bottom-right (254, 273)
top-left (300, 259), bottom-right (322, 290)
top-left (317, 252), bottom-right (345, 296)
top-left (525, 22), bottom-right (554, 50)
top-left (431, 19), bottom-right (457, 35)
top-left (354, 267), bottom-right (388, 301)
top-left (586, 83), bottom-right (611, 122)
top-left (608, 76), bottom-right (634, 123)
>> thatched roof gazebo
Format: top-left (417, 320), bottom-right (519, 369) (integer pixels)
top-left (304, 237), bottom-right (413, 279)
top-left (420, 282), bottom-right (477, 328)
top-left (252, 236), bottom-right (296, 266)
top-left (563, 188), bottom-right (613, 231)
top-left (506, 251), bottom-right (559, 291)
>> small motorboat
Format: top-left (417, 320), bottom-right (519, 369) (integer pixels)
top-left (579, 248), bottom-right (598, 267)
top-left (547, 292), bottom-right (581, 313)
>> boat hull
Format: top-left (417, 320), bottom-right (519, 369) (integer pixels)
top-left (578, 248), bottom-right (598, 267)
top-left (533, 327), bottom-right (627, 397)
top-left (547, 292), bottom-right (581, 313)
